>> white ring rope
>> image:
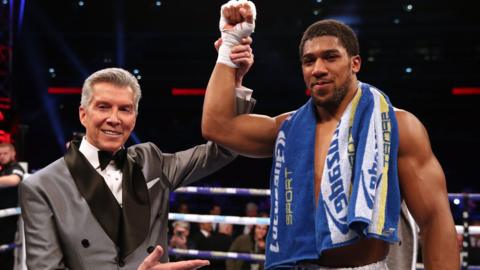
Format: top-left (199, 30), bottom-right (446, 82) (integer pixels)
top-left (174, 186), bottom-right (270, 196)
top-left (1, 207), bottom-right (480, 236)
top-left (457, 225), bottom-right (480, 235)
top-left (169, 248), bottom-right (265, 262)
top-left (0, 207), bottom-right (21, 218)
top-left (168, 213), bottom-right (270, 225)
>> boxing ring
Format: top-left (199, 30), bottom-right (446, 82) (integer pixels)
top-left (1, 187), bottom-right (479, 269)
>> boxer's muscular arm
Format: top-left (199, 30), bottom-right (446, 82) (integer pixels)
top-left (202, 1), bottom-right (290, 158)
top-left (396, 110), bottom-right (459, 270)
top-left (202, 64), bottom-right (290, 157)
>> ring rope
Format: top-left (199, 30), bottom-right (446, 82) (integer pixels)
top-left (0, 207), bottom-right (21, 218)
top-left (416, 263), bottom-right (480, 270)
top-left (168, 213), bottom-right (270, 225)
top-left (448, 193), bottom-right (480, 200)
top-left (173, 187), bottom-right (480, 200)
top-left (1, 207), bottom-right (480, 235)
top-left (174, 187), bottom-right (270, 196)
top-left (3, 242), bottom-right (480, 269)
top-left (0, 242), bottom-right (18, 253)
top-left (169, 248), bottom-right (265, 262)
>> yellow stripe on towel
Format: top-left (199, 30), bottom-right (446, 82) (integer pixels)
top-left (347, 87), bottom-right (363, 168)
top-left (376, 93), bottom-right (392, 235)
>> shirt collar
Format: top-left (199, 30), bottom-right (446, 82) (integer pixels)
top-left (200, 229), bottom-right (210, 238)
top-left (78, 137), bottom-right (126, 170)
top-left (79, 137), bottom-right (101, 170)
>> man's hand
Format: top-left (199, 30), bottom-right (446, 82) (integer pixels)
top-left (220, 0), bottom-right (256, 31)
top-left (215, 37), bottom-right (253, 86)
top-left (138, 246), bottom-right (209, 270)
top-left (217, 0), bottom-right (256, 68)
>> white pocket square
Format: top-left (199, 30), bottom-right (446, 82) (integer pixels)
top-left (147, 177), bottom-right (160, 189)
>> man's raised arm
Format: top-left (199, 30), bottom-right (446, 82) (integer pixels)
top-left (202, 0), bottom-right (288, 158)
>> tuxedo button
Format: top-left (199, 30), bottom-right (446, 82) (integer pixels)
top-left (81, 239), bottom-right (90, 248)
top-left (147, 246), bottom-right (155, 254)
top-left (118, 260), bottom-right (125, 267)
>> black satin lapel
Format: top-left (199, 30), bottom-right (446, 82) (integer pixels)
top-left (119, 156), bottom-right (150, 258)
top-left (64, 142), bottom-right (121, 246)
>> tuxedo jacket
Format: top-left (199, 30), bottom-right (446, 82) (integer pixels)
top-left (20, 141), bottom-right (236, 270)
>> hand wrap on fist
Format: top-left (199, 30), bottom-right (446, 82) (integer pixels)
top-left (217, 0), bottom-right (256, 68)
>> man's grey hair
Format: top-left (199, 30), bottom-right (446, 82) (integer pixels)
top-left (172, 221), bottom-right (190, 231)
top-left (80, 68), bottom-right (142, 113)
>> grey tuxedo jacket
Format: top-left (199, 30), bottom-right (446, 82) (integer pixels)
top-left (20, 141), bottom-right (235, 270)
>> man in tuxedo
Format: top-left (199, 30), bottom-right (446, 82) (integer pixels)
top-left (19, 60), bottom-right (253, 269)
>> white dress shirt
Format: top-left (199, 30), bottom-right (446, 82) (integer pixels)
top-left (79, 137), bottom-right (123, 206)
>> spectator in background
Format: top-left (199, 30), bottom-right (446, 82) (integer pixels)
top-left (169, 201), bottom-right (190, 242)
top-left (0, 143), bottom-right (25, 270)
top-left (214, 223), bottom-right (234, 251)
top-left (192, 222), bottom-right (215, 251)
top-left (177, 201), bottom-right (190, 214)
top-left (169, 221), bottom-right (195, 250)
top-left (227, 224), bottom-right (268, 270)
top-left (209, 223), bottom-right (235, 270)
top-left (209, 203), bottom-right (222, 233)
top-left (242, 202), bottom-right (258, 235)
top-left (65, 132), bottom-right (85, 149)
top-left (169, 221), bottom-right (196, 262)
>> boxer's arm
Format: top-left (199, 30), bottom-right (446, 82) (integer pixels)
top-left (396, 110), bottom-right (459, 270)
top-left (202, 1), bottom-right (289, 158)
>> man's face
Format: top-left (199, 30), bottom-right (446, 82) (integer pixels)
top-left (210, 206), bottom-right (221, 215)
top-left (79, 82), bottom-right (136, 152)
top-left (301, 36), bottom-right (360, 108)
top-left (179, 203), bottom-right (189, 213)
top-left (200, 222), bottom-right (213, 233)
top-left (174, 226), bottom-right (190, 238)
top-left (0, 146), bottom-right (15, 165)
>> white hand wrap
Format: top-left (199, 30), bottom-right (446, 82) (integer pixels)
top-left (217, 0), bottom-right (256, 68)
top-left (235, 85), bottom-right (253, 101)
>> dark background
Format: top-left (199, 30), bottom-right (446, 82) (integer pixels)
top-left (2, 0), bottom-right (480, 203)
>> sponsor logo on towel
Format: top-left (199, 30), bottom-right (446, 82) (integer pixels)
top-left (362, 152), bottom-right (382, 210)
top-left (324, 201), bottom-right (349, 234)
top-left (285, 169), bottom-right (293, 225)
top-left (381, 112), bottom-right (391, 166)
top-left (325, 126), bottom-right (349, 234)
top-left (270, 131), bottom-right (286, 253)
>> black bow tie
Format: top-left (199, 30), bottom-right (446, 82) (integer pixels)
top-left (98, 149), bottom-right (126, 170)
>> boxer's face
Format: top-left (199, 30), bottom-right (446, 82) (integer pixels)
top-left (301, 35), bottom-right (360, 108)
top-left (79, 82), bottom-right (136, 152)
